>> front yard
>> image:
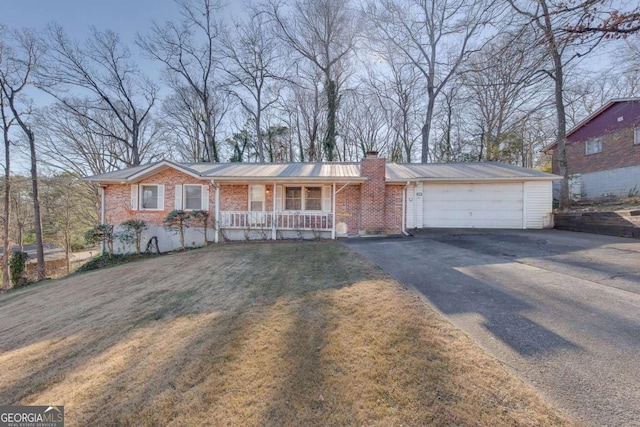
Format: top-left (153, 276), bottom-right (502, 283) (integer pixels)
top-left (0, 242), bottom-right (573, 426)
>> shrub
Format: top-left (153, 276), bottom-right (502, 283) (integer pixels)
top-left (85, 224), bottom-right (114, 256)
top-left (76, 253), bottom-right (127, 273)
top-left (189, 210), bottom-right (210, 245)
top-left (164, 210), bottom-right (191, 250)
top-left (118, 219), bottom-right (148, 254)
top-left (9, 251), bottom-right (29, 287)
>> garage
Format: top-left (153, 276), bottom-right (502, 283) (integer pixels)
top-left (391, 163), bottom-right (558, 230)
top-left (422, 183), bottom-right (524, 228)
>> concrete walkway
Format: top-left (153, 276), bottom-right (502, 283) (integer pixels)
top-left (346, 229), bottom-right (640, 427)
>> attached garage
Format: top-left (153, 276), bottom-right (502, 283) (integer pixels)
top-left (422, 182), bottom-right (524, 228)
top-left (387, 163), bottom-right (558, 230)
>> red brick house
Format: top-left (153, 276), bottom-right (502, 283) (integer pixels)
top-left (88, 153), bottom-right (557, 252)
top-left (544, 98), bottom-right (640, 199)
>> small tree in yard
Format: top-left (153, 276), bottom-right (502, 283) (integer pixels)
top-left (164, 210), bottom-right (190, 250)
top-left (85, 224), bottom-right (114, 256)
top-left (118, 219), bottom-right (147, 254)
top-left (189, 210), bottom-right (210, 246)
top-left (9, 251), bottom-right (29, 287)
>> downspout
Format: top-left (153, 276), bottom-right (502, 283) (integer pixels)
top-left (402, 181), bottom-right (411, 236)
top-left (211, 179), bottom-right (220, 243)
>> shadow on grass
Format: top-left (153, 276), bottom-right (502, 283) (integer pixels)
top-left (0, 242), bottom-right (382, 425)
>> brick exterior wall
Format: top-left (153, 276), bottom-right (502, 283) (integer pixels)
top-left (384, 185), bottom-right (404, 234)
top-left (219, 185), bottom-right (248, 211)
top-left (104, 168), bottom-right (214, 226)
top-left (359, 155), bottom-right (387, 233)
top-left (552, 125), bottom-right (640, 175)
top-left (335, 184), bottom-right (361, 234)
top-left (103, 160), bottom-right (406, 239)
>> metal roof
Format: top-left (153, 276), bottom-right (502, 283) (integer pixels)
top-left (87, 160), bottom-right (558, 183)
top-left (385, 162), bottom-right (557, 182)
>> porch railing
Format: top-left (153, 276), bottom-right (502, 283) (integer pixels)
top-left (219, 211), bottom-right (333, 231)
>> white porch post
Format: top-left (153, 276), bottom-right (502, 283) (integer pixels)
top-left (332, 183), bottom-right (336, 239)
top-left (272, 182), bottom-right (277, 240)
top-left (100, 186), bottom-right (106, 253)
top-left (213, 180), bottom-right (220, 243)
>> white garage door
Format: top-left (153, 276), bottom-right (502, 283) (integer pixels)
top-left (422, 183), bottom-right (523, 228)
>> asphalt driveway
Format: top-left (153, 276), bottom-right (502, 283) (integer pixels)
top-left (345, 229), bottom-right (640, 427)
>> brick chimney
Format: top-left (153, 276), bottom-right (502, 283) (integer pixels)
top-left (359, 151), bottom-right (386, 234)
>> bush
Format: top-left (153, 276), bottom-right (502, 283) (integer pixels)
top-left (76, 253), bottom-right (127, 273)
top-left (9, 251), bottom-right (29, 287)
top-left (164, 210), bottom-right (190, 250)
top-left (85, 224), bottom-right (114, 256)
top-left (118, 219), bottom-right (148, 254)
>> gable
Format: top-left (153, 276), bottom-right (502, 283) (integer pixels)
top-left (568, 100), bottom-right (640, 143)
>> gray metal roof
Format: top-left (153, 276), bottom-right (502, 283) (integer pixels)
top-left (385, 162), bottom-right (558, 182)
top-left (87, 160), bottom-right (558, 183)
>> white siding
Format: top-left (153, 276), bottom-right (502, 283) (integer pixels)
top-left (406, 185), bottom-right (416, 228)
top-left (415, 182), bottom-right (424, 228)
top-left (524, 181), bottom-right (553, 229)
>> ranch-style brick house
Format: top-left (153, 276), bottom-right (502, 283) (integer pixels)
top-left (544, 98), bottom-right (640, 199)
top-left (88, 152), bottom-right (559, 253)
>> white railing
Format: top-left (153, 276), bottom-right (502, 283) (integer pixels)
top-left (219, 211), bottom-right (333, 231)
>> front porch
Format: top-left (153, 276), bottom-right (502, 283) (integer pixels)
top-left (217, 211), bottom-right (335, 240)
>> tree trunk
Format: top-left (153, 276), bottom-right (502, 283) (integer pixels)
top-left (324, 78), bottom-right (337, 161)
top-left (541, 0), bottom-right (570, 209)
top-left (421, 94), bottom-right (436, 163)
top-left (2, 100), bottom-right (10, 289)
top-left (29, 132), bottom-right (46, 280)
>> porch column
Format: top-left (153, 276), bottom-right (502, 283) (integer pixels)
top-left (272, 182), bottom-right (277, 240)
top-left (214, 181), bottom-right (220, 243)
top-left (331, 183), bottom-right (336, 239)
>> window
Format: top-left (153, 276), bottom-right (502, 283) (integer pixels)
top-left (285, 187), bottom-right (302, 210)
top-left (131, 184), bottom-right (164, 211)
top-left (585, 138), bottom-right (602, 155)
top-left (305, 187), bottom-right (322, 210)
top-left (635, 128), bottom-right (640, 145)
top-left (184, 185), bottom-right (202, 210)
top-left (249, 185), bottom-right (265, 211)
top-left (285, 186), bottom-right (322, 211)
top-left (141, 185), bottom-right (159, 209)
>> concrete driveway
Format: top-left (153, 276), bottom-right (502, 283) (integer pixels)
top-left (345, 229), bottom-right (640, 427)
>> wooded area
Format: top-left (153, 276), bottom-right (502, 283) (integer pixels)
top-left (1, 0), bottom-right (638, 287)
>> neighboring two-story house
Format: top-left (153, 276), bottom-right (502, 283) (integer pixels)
top-left (544, 98), bottom-right (640, 199)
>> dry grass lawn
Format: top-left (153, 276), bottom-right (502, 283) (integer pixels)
top-left (0, 241), bottom-right (574, 426)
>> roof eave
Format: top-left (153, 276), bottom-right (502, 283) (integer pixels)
top-left (209, 176), bottom-right (366, 183)
top-left (385, 176), bottom-right (560, 183)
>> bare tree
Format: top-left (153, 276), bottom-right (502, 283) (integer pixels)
top-left (160, 85), bottom-right (232, 162)
top-left (0, 72), bottom-right (13, 289)
top-left (367, 0), bottom-right (495, 163)
top-left (222, 9), bottom-right (283, 162)
top-left (461, 31), bottom-right (549, 162)
top-left (0, 27), bottom-right (46, 280)
top-left (508, 0), bottom-right (604, 209)
top-left (139, 0), bottom-right (225, 162)
top-left (367, 56), bottom-right (422, 162)
top-left (265, 0), bottom-right (360, 161)
top-left (42, 25), bottom-right (159, 167)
